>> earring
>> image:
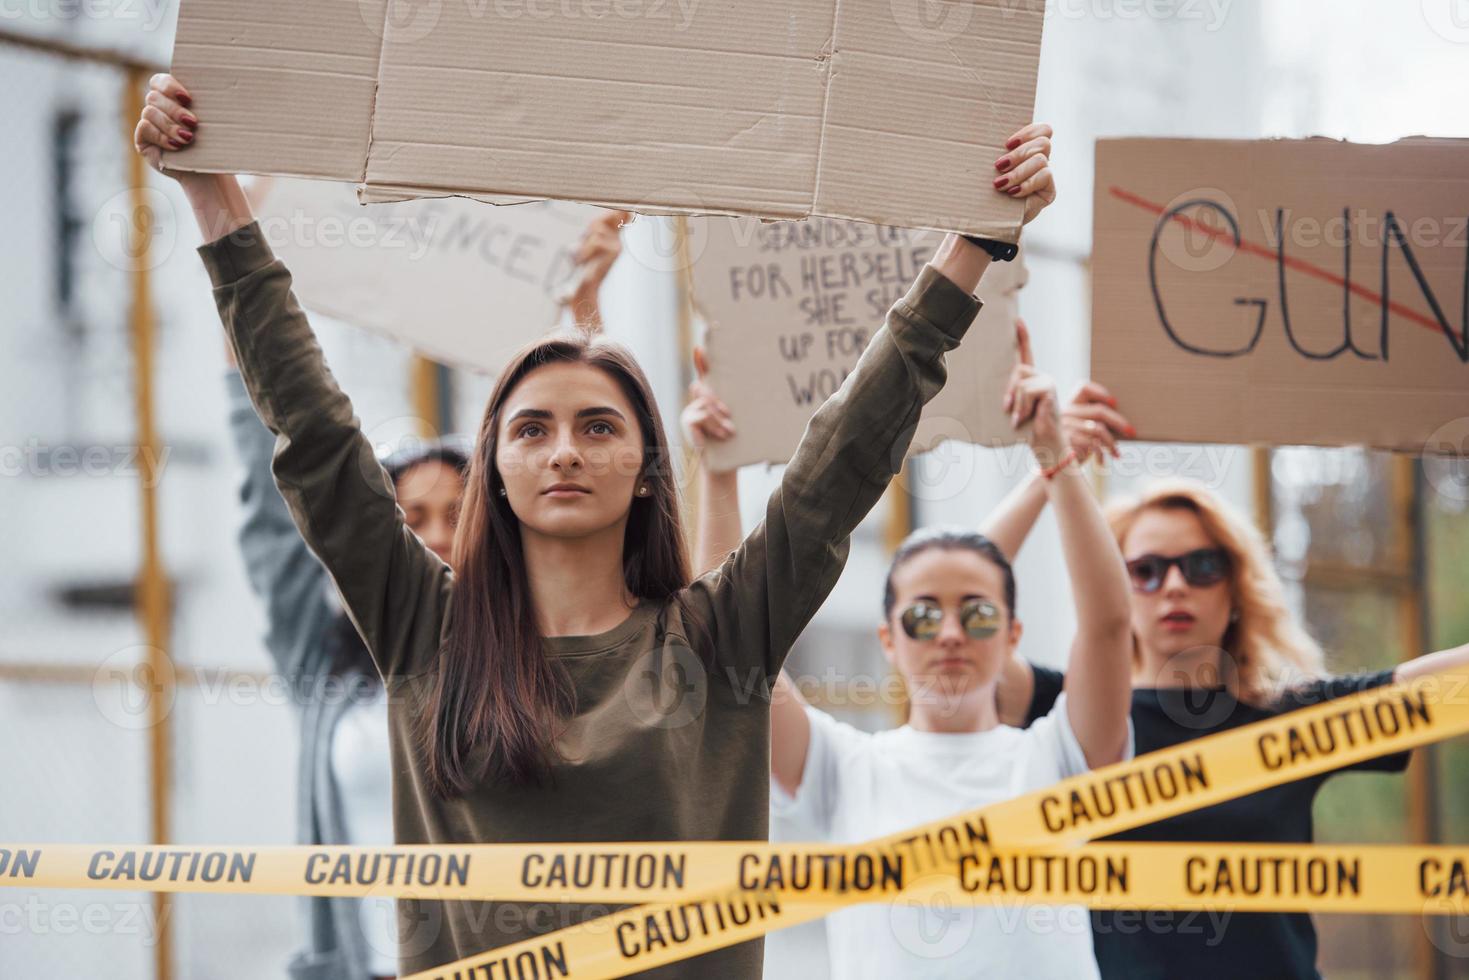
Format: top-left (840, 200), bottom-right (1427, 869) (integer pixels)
top-left (636, 485), bottom-right (650, 497)
top-left (1229, 609), bottom-right (1240, 623)
top-left (498, 487), bottom-right (507, 498)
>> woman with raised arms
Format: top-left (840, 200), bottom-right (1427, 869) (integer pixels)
top-left (987, 468), bottom-right (1469, 980)
top-left (685, 304), bottom-right (1137, 978)
top-left (132, 72), bottom-right (1057, 978)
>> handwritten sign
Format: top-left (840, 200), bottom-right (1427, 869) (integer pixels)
top-left (693, 217), bottom-right (1025, 470)
top-left (250, 178), bottom-right (599, 373)
top-left (1092, 138), bottom-right (1469, 454)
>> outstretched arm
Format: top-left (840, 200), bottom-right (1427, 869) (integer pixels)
top-left (1005, 359), bottom-right (1132, 767)
top-left (683, 347), bottom-right (744, 576)
top-left (1396, 642), bottom-right (1469, 683)
top-left (136, 73), bottom-right (449, 679)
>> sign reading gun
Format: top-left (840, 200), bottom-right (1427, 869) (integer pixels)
top-left (1091, 138), bottom-right (1469, 455)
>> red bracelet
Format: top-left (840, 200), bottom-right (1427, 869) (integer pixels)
top-left (1041, 448), bottom-right (1080, 480)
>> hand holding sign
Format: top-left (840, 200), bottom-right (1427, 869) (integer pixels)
top-left (562, 210), bottom-right (633, 330)
top-left (1003, 318), bottom-right (1133, 469)
top-left (1062, 381), bottom-right (1132, 463)
top-left (681, 347), bottom-right (737, 456)
top-left (1003, 323), bottom-right (1066, 464)
top-left (994, 124), bottom-right (1058, 227)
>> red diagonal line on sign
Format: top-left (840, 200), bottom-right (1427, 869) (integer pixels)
top-left (1108, 185), bottom-right (1462, 343)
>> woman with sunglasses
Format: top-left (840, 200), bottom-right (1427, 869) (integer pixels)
top-left (687, 333), bottom-right (1135, 977)
top-left (983, 472), bottom-right (1469, 980)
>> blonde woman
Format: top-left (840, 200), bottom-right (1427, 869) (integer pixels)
top-left (990, 474), bottom-right (1469, 980)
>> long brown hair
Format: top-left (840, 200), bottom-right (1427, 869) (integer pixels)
top-left (422, 331), bottom-right (693, 797)
top-left (1106, 478), bottom-right (1325, 705)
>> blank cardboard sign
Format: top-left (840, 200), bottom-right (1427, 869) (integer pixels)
top-left (250, 177), bottom-right (599, 372)
top-left (1092, 137), bottom-right (1469, 455)
top-left (694, 216), bottom-right (1025, 470)
top-left (167, 0), bottom-right (1042, 239)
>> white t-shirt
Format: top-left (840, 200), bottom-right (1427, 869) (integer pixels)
top-left (772, 694), bottom-right (1129, 980)
top-left (330, 686), bottom-right (398, 977)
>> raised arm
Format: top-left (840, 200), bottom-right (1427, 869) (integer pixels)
top-left (983, 319), bottom-right (1130, 561)
top-left (986, 319), bottom-right (1132, 729)
top-left (1005, 359), bottom-right (1132, 767)
top-left (136, 74), bottom-right (449, 679)
top-left (1395, 642), bottom-right (1469, 683)
top-left (225, 366), bottom-right (338, 693)
top-left (679, 118), bottom-right (1057, 681)
top-left (560, 209), bottom-right (629, 331)
top-left (682, 347), bottom-right (745, 576)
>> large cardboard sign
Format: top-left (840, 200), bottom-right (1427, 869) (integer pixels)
top-left (1092, 138), bottom-right (1469, 454)
top-left (249, 178), bottom-right (597, 372)
top-left (167, 0), bottom-right (1042, 240)
top-left (694, 217), bottom-right (1026, 470)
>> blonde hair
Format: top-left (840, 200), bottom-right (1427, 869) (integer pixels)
top-left (1106, 478), bottom-right (1324, 705)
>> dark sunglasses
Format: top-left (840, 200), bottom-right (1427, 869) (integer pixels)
top-left (1125, 548), bottom-right (1230, 593)
top-left (899, 598), bottom-right (1004, 641)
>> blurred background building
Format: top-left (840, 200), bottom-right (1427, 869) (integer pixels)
top-left (1, 1), bottom-right (1466, 977)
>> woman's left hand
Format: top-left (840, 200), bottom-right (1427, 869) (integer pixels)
top-left (1002, 319), bottom-right (1065, 462)
top-left (994, 122), bottom-right (1056, 227)
top-left (562, 209), bottom-right (631, 326)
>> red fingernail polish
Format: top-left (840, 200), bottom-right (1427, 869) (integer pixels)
top-left (993, 176), bottom-right (1009, 189)
top-left (1006, 137), bottom-right (1021, 150)
top-left (182, 113), bottom-right (198, 126)
top-left (167, 139), bottom-right (182, 149)
top-left (1125, 425), bottom-right (1137, 437)
top-left (1007, 186), bottom-right (1022, 196)
top-left (995, 157), bottom-right (1011, 173)
top-left (179, 130), bottom-right (194, 142)
top-left (177, 92), bottom-right (193, 108)
top-left (1107, 396), bottom-right (1119, 407)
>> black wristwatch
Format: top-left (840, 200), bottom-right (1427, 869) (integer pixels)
top-left (960, 234), bottom-right (1019, 262)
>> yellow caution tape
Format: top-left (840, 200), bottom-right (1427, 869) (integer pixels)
top-left (2, 671), bottom-right (1466, 979)
top-left (404, 671), bottom-right (1469, 980)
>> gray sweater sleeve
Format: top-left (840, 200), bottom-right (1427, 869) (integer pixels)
top-left (202, 224), bottom-right (451, 680)
top-left (225, 369), bottom-right (338, 694)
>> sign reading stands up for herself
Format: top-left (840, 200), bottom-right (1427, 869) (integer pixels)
top-left (692, 216), bottom-right (1026, 470)
top-left (250, 178), bottom-right (598, 373)
top-left (1092, 137), bottom-right (1469, 454)
top-left (165, 0), bottom-right (1043, 241)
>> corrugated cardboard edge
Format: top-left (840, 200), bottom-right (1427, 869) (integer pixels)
top-left (164, 0), bottom-right (1031, 241)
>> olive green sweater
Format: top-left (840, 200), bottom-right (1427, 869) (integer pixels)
top-left (200, 222), bottom-right (982, 978)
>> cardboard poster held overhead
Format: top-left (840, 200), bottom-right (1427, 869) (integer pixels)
top-left (1092, 137), bottom-right (1469, 454)
top-left (693, 216), bottom-right (1026, 470)
top-left (166, 0), bottom-right (1043, 240)
top-left (248, 178), bottom-right (599, 372)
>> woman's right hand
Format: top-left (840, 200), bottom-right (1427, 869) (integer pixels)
top-left (681, 347), bottom-right (736, 450)
top-left (133, 74), bottom-right (199, 178)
